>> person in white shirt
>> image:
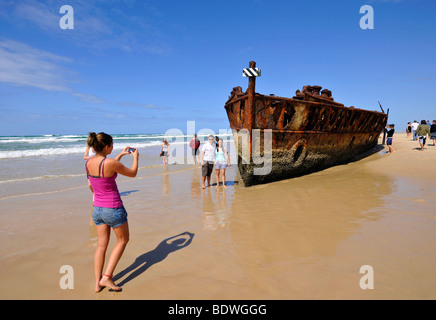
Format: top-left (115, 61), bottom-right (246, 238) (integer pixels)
top-left (411, 120), bottom-right (419, 141)
top-left (200, 135), bottom-right (216, 189)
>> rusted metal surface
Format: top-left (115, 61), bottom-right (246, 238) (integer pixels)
top-left (224, 63), bottom-right (387, 186)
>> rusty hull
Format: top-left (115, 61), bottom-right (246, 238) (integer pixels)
top-left (224, 85), bottom-right (387, 186)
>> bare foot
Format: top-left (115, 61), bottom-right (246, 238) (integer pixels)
top-left (202, 185), bottom-right (205, 189)
top-left (99, 275), bottom-right (121, 292)
top-left (95, 283), bottom-right (104, 293)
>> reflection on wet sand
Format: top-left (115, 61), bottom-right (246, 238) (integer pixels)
top-left (229, 163), bottom-right (393, 259)
top-left (162, 166), bottom-right (170, 195)
top-left (190, 167), bottom-right (202, 202)
top-left (202, 188), bottom-right (232, 231)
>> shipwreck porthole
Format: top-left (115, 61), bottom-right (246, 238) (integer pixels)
top-left (290, 139), bottom-right (308, 166)
top-left (294, 145), bottom-right (304, 162)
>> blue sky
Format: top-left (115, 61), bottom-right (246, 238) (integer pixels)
top-left (0, 0), bottom-right (435, 136)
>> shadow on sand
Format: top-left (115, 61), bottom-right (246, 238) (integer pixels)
top-left (119, 190), bottom-right (139, 196)
top-left (113, 232), bottom-right (194, 287)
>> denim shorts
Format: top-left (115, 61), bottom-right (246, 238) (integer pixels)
top-left (92, 206), bottom-right (128, 228)
top-left (386, 137), bottom-right (393, 146)
top-left (215, 161), bottom-right (228, 169)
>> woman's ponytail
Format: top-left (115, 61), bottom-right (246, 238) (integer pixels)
top-left (87, 132), bottom-right (97, 148)
top-left (87, 132), bottom-right (113, 153)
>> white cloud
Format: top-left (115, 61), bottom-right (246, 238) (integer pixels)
top-left (72, 93), bottom-right (106, 104)
top-left (0, 40), bottom-right (72, 92)
top-left (13, 1), bottom-right (59, 31)
top-left (0, 39), bottom-right (104, 103)
top-left (117, 101), bottom-right (170, 110)
top-left (5, 0), bottom-right (172, 55)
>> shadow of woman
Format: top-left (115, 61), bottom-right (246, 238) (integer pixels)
top-left (113, 232), bottom-right (194, 287)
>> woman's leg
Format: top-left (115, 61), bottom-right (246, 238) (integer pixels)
top-left (99, 222), bottom-right (130, 291)
top-left (221, 169), bottom-right (226, 188)
top-left (215, 168), bottom-right (220, 187)
top-left (95, 224), bottom-right (110, 292)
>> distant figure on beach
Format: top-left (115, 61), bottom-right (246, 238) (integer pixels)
top-left (85, 132), bottom-right (139, 293)
top-left (406, 122), bottom-right (412, 138)
top-left (215, 139), bottom-right (231, 187)
top-left (215, 136), bottom-right (219, 148)
top-left (430, 120), bottom-right (436, 146)
top-left (84, 145), bottom-right (95, 160)
top-left (189, 134), bottom-right (201, 165)
top-left (385, 124), bottom-right (395, 153)
top-left (416, 120), bottom-right (430, 151)
top-left (160, 139), bottom-right (169, 165)
top-left (84, 145), bottom-right (96, 196)
top-left (411, 120), bottom-right (419, 140)
top-left (200, 135), bottom-right (216, 189)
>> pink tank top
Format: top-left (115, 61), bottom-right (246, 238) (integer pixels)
top-left (86, 158), bottom-right (123, 208)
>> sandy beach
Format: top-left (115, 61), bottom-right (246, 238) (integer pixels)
top-left (1, 132), bottom-right (435, 300)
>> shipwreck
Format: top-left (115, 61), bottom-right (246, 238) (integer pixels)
top-left (224, 61), bottom-right (388, 186)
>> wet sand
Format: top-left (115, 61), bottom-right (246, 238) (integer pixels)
top-left (1, 132), bottom-right (435, 300)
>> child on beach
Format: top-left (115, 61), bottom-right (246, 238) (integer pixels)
top-left (385, 124), bottom-right (395, 153)
top-left (160, 139), bottom-right (170, 165)
top-left (416, 120), bottom-right (430, 151)
top-left (86, 132), bottom-right (139, 293)
top-left (215, 139), bottom-right (231, 188)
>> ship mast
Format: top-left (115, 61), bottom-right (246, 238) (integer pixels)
top-left (246, 60), bottom-right (256, 133)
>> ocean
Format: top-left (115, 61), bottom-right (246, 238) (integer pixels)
top-left (0, 133), bottom-right (234, 199)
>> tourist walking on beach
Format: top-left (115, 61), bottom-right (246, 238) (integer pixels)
top-left (416, 120), bottom-right (430, 151)
top-left (385, 124), bottom-right (395, 153)
top-left (430, 120), bottom-right (436, 146)
top-left (411, 120), bottom-right (419, 140)
top-left (86, 132), bottom-right (139, 293)
top-left (189, 134), bottom-right (201, 165)
top-left (84, 145), bottom-right (95, 160)
top-left (406, 122), bottom-right (412, 138)
top-left (160, 139), bottom-right (170, 165)
top-left (200, 135), bottom-right (216, 189)
top-left (215, 139), bottom-right (231, 187)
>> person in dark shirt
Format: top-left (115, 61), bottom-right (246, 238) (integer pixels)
top-left (430, 120), bottom-right (436, 147)
top-left (385, 124), bottom-right (395, 153)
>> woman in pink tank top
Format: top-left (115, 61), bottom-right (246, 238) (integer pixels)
top-left (86, 132), bottom-right (139, 293)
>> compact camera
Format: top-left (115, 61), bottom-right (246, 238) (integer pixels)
top-left (127, 147), bottom-right (136, 153)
